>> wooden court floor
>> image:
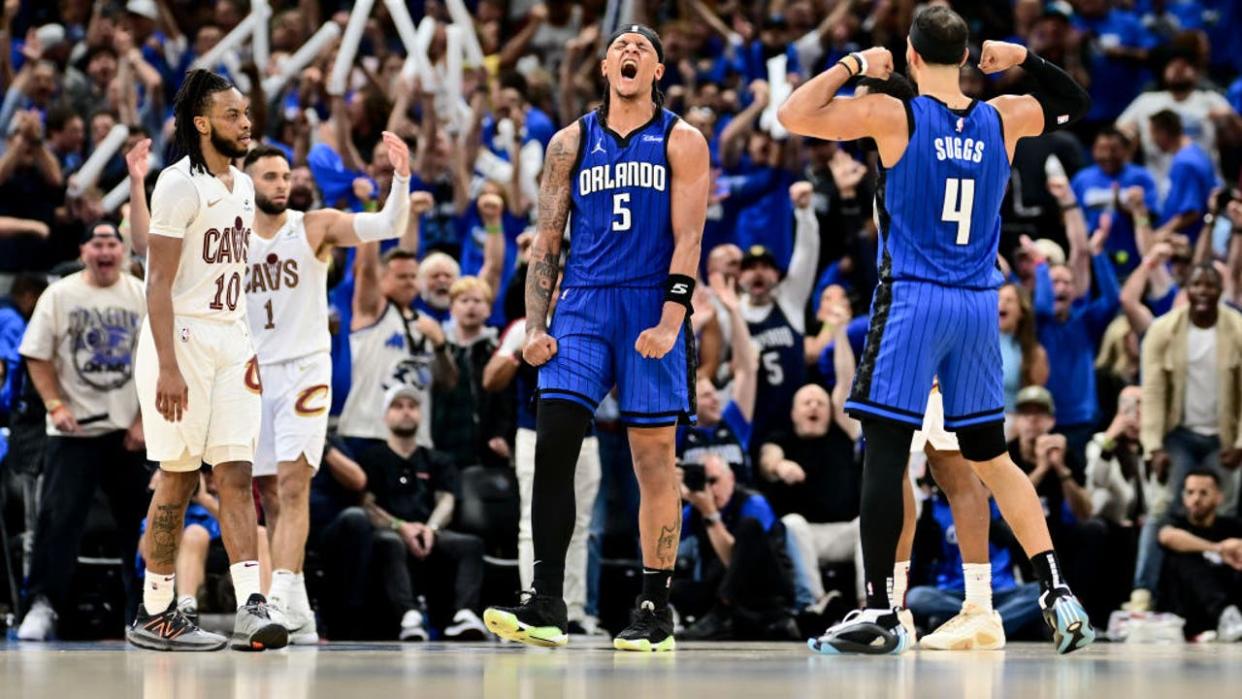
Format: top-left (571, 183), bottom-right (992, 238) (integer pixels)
top-left (2, 640), bottom-right (1239, 699)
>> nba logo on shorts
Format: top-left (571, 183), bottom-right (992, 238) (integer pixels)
top-left (180, 327), bottom-right (190, 343)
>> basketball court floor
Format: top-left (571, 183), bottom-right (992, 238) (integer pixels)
top-left (3, 640), bottom-right (1239, 698)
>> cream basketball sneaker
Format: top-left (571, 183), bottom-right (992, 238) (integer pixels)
top-left (919, 602), bottom-right (1005, 651)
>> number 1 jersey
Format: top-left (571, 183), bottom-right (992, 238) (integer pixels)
top-left (878, 96), bottom-right (1010, 289)
top-left (565, 108), bottom-right (678, 289)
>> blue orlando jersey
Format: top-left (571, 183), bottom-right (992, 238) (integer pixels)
top-left (564, 109), bottom-right (679, 288)
top-left (880, 97), bottom-right (1010, 289)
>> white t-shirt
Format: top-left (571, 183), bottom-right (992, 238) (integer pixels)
top-left (19, 271), bottom-right (147, 436)
top-left (147, 156), bottom-right (256, 322)
top-left (1116, 90), bottom-right (1233, 199)
top-left (1183, 323), bottom-right (1219, 436)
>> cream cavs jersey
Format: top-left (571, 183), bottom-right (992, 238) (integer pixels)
top-left (245, 210), bottom-right (331, 364)
top-left (147, 156), bottom-right (255, 321)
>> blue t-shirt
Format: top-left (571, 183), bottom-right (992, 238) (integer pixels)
top-left (1071, 163), bottom-right (1159, 273)
top-left (1160, 142), bottom-right (1218, 240)
top-left (307, 143), bottom-right (368, 210)
top-left (1073, 10), bottom-right (1156, 121)
top-left (1034, 257), bottom-right (1120, 426)
top-left (925, 495), bottom-right (1016, 592)
top-left (816, 316), bottom-right (870, 388)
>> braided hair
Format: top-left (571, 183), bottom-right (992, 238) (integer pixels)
top-left (172, 69), bottom-right (236, 175)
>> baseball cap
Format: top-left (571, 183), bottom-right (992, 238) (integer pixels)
top-left (383, 383), bottom-right (421, 410)
top-left (1015, 385), bottom-right (1055, 415)
top-left (740, 245), bottom-right (783, 275)
top-left (81, 221), bottom-right (124, 245)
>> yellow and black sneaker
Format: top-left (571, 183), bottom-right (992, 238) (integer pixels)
top-left (613, 599), bottom-right (675, 652)
top-left (484, 592), bottom-right (568, 648)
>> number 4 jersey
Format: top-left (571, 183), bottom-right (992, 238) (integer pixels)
top-left (244, 210), bottom-right (331, 364)
top-left (147, 155), bottom-right (256, 321)
top-left (877, 96), bottom-right (1010, 289)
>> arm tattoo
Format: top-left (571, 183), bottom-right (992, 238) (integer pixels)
top-left (148, 504), bottom-right (182, 566)
top-left (526, 129), bottom-right (577, 332)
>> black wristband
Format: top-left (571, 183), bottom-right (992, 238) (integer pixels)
top-left (664, 274), bottom-right (696, 312)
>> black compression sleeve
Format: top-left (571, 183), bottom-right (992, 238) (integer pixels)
top-left (1020, 51), bottom-right (1091, 133)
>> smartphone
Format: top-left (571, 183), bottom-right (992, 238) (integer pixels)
top-left (683, 462), bottom-right (707, 492)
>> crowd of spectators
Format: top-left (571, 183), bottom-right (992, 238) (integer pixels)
top-left (2, 0), bottom-right (1242, 643)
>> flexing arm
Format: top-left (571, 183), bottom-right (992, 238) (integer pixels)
top-left (634, 122), bottom-right (710, 360)
top-left (477, 193), bottom-right (507, 300)
top-left (981, 42), bottom-right (1090, 153)
top-left (777, 47), bottom-right (904, 162)
top-left (521, 125), bottom-right (579, 365)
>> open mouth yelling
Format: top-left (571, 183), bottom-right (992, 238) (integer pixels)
top-left (620, 59), bottom-right (639, 81)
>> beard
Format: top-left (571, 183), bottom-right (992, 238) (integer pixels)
top-left (211, 130), bottom-right (248, 159)
top-left (255, 192), bottom-right (287, 215)
top-left (390, 425), bottom-right (418, 439)
top-left (287, 185), bottom-right (314, 211)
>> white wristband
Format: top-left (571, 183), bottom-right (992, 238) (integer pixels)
top-left (854, 51), bottom-right (869, 78)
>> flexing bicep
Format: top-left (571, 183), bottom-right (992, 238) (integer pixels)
top-left (777, 93), bottom-right (905, 144)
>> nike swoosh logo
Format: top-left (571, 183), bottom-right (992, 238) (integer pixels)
top-left (207, 198), bottom-right (223, 207)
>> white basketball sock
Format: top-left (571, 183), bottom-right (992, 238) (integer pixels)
top-left (230, 561), bottom-right (262, 608)
top-left (144, 570), bottom-right (175, 616)
top-left (963, 563), bottom-right (993, 611)
top-left (269, 568), bottom-right (296, 607)
top-left (292, 572), bottom-right (311, 612)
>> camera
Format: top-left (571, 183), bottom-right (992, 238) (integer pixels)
top-left (682, 462), bottom-right (707, 492)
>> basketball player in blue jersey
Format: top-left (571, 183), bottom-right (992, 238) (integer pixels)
top-left (779, 6), bottom-right (1093, 655)
top-left (483, 25), bottom-right (710, 653)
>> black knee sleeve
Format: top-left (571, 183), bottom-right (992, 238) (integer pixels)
top-left (859, 419), bottom-right (916, 608)
top-left (956, 422), bottom-right (1007, 461)
top-left (530, 399), bottom-right (593, 597)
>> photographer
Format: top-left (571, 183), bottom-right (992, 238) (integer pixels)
top-left (672, 455), bottom-right (798, 642)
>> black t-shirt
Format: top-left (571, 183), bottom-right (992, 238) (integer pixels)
top-left (359, 443), bottom-right (459, 524)
top-left (1166, 513), bottom-right (1242, 544)
top-left (1008, 438), bottom-right (1085, 536)
top-left (759, 426), bottom-right (860, 523)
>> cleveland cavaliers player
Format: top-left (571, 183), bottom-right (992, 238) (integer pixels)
top-left (127, 70), bottom-right (285, 652)
top-left (239, 138), bottom-right (415, 643)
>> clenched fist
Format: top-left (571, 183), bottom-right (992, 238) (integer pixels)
top-left (858, 47), bottom-right (894, 79)
top-left (523, 329), bottom-right (558, 367)
top-left (978, 40), bottom-right (1028, 75)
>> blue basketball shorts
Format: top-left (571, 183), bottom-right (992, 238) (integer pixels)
top-left (537, 285), bottom-right (696, 427)
top-left (845, 280), bottom-right (1004, 430)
